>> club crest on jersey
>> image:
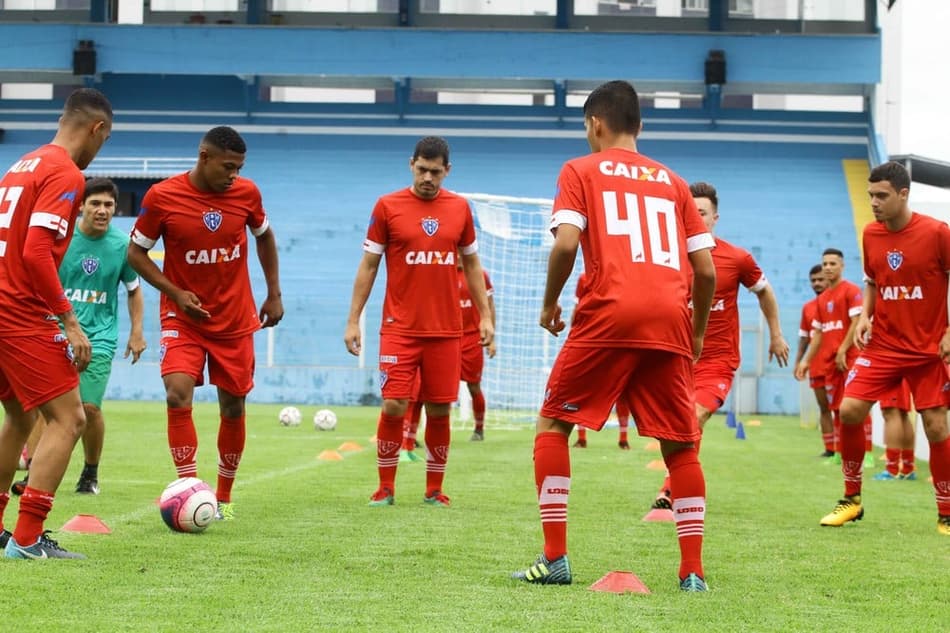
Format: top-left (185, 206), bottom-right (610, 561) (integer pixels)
top-left (886, 250), bottom-right (903, 271)
top-left (421, 216), bottom-right (439, 237)
top-left (81, 256), bottom-right (99, 275)
top-left (826, 300), bottom-right (834, 313)
top-left (203, 209), bottom-right (223, 232)
top-left (379, 370), bottom-right (388, 388)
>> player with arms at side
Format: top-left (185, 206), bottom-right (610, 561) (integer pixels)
top-left (648, 181), bottom-right (789, 511)
top-left (11, 178), bottom-right (146, 497)
top-left (819, 161), bottom-right (950, 534)
top-left (127, 126), bottom-right (284, 521)
top-left (511, 80), bottom-right (716, 591)
top-left (345, 136), bottom-right (493, 508)
top-left (0, 88), bottom-right (113, 559)
top-left (459, 260), bottom-right (496, 441)
top-left (795, 248), bottom-right (871, 467)
top-left (794, 264), bottom-right (833, 457)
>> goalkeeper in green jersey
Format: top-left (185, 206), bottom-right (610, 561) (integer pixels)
top-left (13, 178), bottom-right (145, 496)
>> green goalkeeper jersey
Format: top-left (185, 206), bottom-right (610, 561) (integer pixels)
top-left (59, 224), bottom-right (139, 358)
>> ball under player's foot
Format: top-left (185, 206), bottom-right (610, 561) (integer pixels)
top-left (511, 553), bottom-right (572, 585)
top-left (819, 494), bottom-right (863, 526)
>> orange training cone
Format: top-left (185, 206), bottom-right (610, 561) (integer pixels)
top-left (60, 514), bottom-right (111, 534)
top-left (589, 571), bottom-right (651, 594)
top-left (338, 442), bottom-right (363, 452)
top-left (643, 440), bottom-right (660, 452)
top-left (317, 450), bottom-right (344, 461)
top-left (746, 419), bottom-right (762, 427)
top-left (645, 459), bottom-right (667, 471)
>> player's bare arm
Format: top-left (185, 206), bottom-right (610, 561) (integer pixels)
top-left (688, 247), bottom-right (716, 361)
top-left (795, 328), bottom-right (821, 380)
top-left (755, 285), bottom-right (790, 367)
top-left (255, 227), bottom-right (284, 328)
top-left (344, 251), bottom-right (382, 356)
top-left (540, 224), bottom-right (579, 336)
top-left (461, 252), bottom-right (494, 348)
top-left (836, 313), bottom-right (861, 371)
top-left (487, 294), bottom-right (497, 358)
top-left (853, 281), bottom-right (876, 350)
top-left (127, 242), bottom-right (210, 321)
top-left (125, 285), bottom-right (146, 364)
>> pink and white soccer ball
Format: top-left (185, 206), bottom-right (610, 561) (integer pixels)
top-left (159, 477), bottom-right (218, 533)
top-left (313, 408), bottom-right (338, 431)
top-left (278, 406), bottom-right (302, 427)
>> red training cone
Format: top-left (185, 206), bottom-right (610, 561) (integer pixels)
top-left (60, 514), bottom-right (111, 534)
top-left (589, 571), bottom-right (651, 594)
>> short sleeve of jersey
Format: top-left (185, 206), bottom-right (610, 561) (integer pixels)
top-left (738, 251), bottom-right (766, 292)
top-left (847, 284), bottom-right (863, 316)
top-left (680, 188), bottom-right (713, 252)
top-left (460, 205), bottom-right (477, 251)
top-left (550, 163), bottom-right (587, 232)
top-left (30, 168), bottom-right (84, 239)
top-left (799, 304), bottom-right (811, 338)
top-left (132, 187), bottom-right (164, 248)
top-left (937, 221), bottom-right (950, 272)
top-left (363, 198), bottom-right (388, 254)
top-left (244, 183), bottom-right (269, 237)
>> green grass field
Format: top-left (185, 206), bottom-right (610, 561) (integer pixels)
top-left (1, 402), bottom-right (946, 632)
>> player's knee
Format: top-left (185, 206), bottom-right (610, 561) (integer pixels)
top-left (920, 409), bottom-right (949, 442)
top-left (838, 400), bottom-right (868, 425)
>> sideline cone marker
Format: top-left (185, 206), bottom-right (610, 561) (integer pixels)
top-left (643, 440), bottom-right (660, 452)
top-left (317, 450), bottom-right (344, 461)
top-left (746, 419), bottom-right (762, 427)
top-left (642, 508), bottom-right (674, 523)
top-left (725, 411), bottom-right (738, 428)
top-left (589, 571), bottom-right (651, 594)
top-left (735, 422), bottom-right (746, 440)
top-left (61, 514), bottom-right (111, 534)
top-left (645, 459), bottom-right (667, 471)
top-left (338, 442), bottom-right (363, 452)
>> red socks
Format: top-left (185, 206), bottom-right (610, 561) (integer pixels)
top-left (12, 486), bottom-right (54, 547)
top-left (840, 421), bottom-right (865, 497)
top-left (215, 415), bottom-right (245, 503)
top-left (472, 392), bottom-right (486, 432)
top-left (375, 413), bottom-right (404, 493)
top-left (665, 447), bottom-right (705, 581)
top-left (424, 415), bottom-right (451, 496)
top-left (167, 406), bottom-right (198, 478)
top-left (929, 437), bottom-right (950, 516)
top-left (534, 432), bottom-right (570, 561)
top-left (884, 448), bottom-right (900, 476)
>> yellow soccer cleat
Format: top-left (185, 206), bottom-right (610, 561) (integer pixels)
top-left (820, 495), bottom-right (864, 527)
top-left (938, 515), bottom-right (950, 536)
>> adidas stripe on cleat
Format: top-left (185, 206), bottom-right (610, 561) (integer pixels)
top-left (820, 495), bottom-right (864, 527)
top-left (512, 553), bottom-right (572, 585)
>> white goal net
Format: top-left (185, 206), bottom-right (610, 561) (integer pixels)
top-left (460, 192), bottom-right (585, 423)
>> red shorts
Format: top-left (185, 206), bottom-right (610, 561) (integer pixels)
top-left (160, 326), bottom-right (255, 396)
top-left (809, 374), bottom-right (825, 390)
top-left (877, 379), bottom-right (912, 411)
top-left (460, 332), bottom-right (485, 384)
top-left (693, 359), bottom-right (736, 413)
top-left (843, 352), bottom-right (949, 411)
top-left (0, 330), bottom-right (79, 411)
top-left (540, 345), bottom-right (699, 443)
top-left (824, 369), bottom-right (849, 411)
top-left (379, 334), bottom-right (460, 404)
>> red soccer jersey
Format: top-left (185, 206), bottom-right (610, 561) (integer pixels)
top-left (552, 147), bottom-right (713, 356)
top-left (863, 212), bottom-right (950, 358)
top-left (799, 298), bottom-right (824, 377)
top-left (0, 144), bottom-right (84, 335)
top-left (131, 173), bottom-right (268, 338)
top-left (700, 237), bottom-right (766, 369)
top-left (813, 279), bottom-right (863, 376)
top-left (364, 187), bottom-right (477, 337)
top-left (458, 268), bottom-right (493, 334)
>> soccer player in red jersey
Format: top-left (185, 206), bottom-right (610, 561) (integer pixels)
top-left (794, 264), bottom-right (833, 457)
top-left (819, 161), bottom-right (950, 534)
top-left (344, 136), bottom-right (493, 508)
top-left (510, 81), bottom-right (716, 591)
top-left (795, 248), bottom-right (869, 466)
top-left (460, 263), bottom-right (496, 441)
top-left (648, 181), bottom-right (789, 510)
top-left (127, 126), bottom-right (284, 522)
top-left (873, 380), bottom-right (916, 481)
top-left (0, 88), bottom-right (113, 559)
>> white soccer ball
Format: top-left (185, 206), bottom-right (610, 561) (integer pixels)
top-left (159, 477), bottom-right (218, 533)
top-left (313, 408), bottom-right (338, 431)
top-left (278, 406), bottom-right (302, 427)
